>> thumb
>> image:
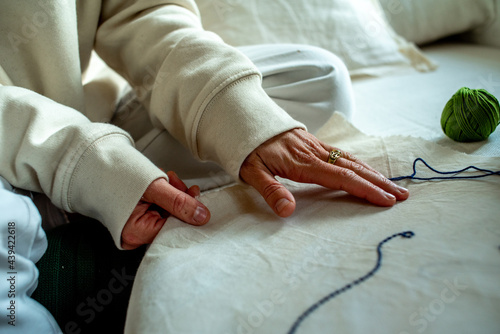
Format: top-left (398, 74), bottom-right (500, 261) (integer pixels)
top-left (145, 178), bottom-right (210, 225)
top-left (241, 165), bottom-right (296, 217)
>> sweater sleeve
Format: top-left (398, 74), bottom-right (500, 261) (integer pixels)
top-left (0, 85), bottom-right (167, 248)
top-left (95, 0), bottom-right (305, 181)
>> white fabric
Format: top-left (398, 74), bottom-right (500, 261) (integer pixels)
top-left (0, 177), bottom-right (62, 333)
top-left (351, 42), bottom-right (500, 157)
top-left (196, 0), bottom-right (436, 75)
top-left (125, 113), bottom-right (500, 333)
top-left (379, 0), bottom-right (496, 45)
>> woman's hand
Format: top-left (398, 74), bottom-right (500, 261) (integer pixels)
top-left (121, 171), bottom-right (210, 250)
top-left (121, 129), bottom-right (409, 249)
top-left (240, 129), bottom-right (409, 217)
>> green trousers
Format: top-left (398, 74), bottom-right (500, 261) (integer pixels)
top-left (31, 216), bottom-right (147, 334)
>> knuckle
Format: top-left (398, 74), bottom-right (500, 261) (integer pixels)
top-left (378, 173), bottom-right (391, 184)
top-left (262, 182), bottom-right (283, 201)
top-left (304, 137), bottom-right (326, 156)
top-left (121, 231), bottom-right (132, 245)
top-left (342, 151), bottom-right (355, 160)
top-left (172, 192), bottom-right (187, 216)
top-left (336, 168), bottom-right (358, 190)
top-left (378, 176), bottom-right (394, 188)
top-left (296, 150), bottom-right (316, 165)
top-left (338, 168), bottom-right (357, 181)
top-left (121, 231), bottom-right (137, 249)
top-left (290, 145), bottom-right (318, 166)
top-left (350, 161), bottom-right (364, 174)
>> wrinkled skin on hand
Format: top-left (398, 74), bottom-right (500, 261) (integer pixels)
top-left (121, 171), bottom-right (208, 250)
top-left (239, 129), bottom-right (409, 217)
top-left (121, 129), bottom-right (409, 250)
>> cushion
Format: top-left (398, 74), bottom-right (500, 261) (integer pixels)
top-left (461, 0), bottom-right (500, 48)
top-left (197, 0), bottom-right (436, 76)
top-left (378, 0), bottom-right (496, 45)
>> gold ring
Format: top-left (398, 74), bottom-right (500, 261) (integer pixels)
top-left (327, 150), bottom-right (342, 165)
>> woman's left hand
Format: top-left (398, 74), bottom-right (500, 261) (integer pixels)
top-left (121, 171), bottom-right (206, 250)
top-left (239, 128), bottom-right (409, 217)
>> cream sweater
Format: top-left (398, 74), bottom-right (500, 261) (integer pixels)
top-left (0, 0), bottom-right (303, 248)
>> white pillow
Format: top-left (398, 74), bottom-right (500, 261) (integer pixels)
top-left (461, 0), bottom-right (500, 48)
top-left (378, 0), bottom-right (496, 45)
top-left (196, 0), bottom-right (436, 76)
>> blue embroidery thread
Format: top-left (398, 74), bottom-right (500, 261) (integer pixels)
top-left (389, 158), bottom-right (500, 182)
top-left (287, 231), bottom-right (415, 334)
top-left (288, 158), bottom-right (499, 333)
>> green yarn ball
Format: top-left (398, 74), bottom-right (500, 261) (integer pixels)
top-left (441, 87), bottom-right (500, 142)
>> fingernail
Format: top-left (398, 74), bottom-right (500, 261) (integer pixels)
top-left (194, 206), bottom-right (208, 224)
top-left (275, 198), bottom-right (291, 213)
top-left (385, 192), bottom-right (396, 201)
top-left (396, 185), bottom-right (408, 194)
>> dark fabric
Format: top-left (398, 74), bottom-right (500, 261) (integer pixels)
top-left (32, 215), bottom-right (147, 334)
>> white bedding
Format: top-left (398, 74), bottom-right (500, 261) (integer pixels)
top-left (126, 113), bottom-right (500, 334)
top-left (352, 42), bottom-right (500, 157)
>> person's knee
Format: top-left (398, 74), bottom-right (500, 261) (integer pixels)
top-left (247, 43), bottom-right (355, 131)
top-left (297, 45), bottom-right (350, 84)
top-left (296, 45), bottom-right (354, 120)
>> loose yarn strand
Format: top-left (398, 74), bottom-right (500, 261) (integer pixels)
top-left (389, 158), bottom-right (500, 182)
top-left (287, 231), bottom-right (415, 334)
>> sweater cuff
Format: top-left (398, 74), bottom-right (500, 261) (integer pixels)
top-left (196, 75), bottom-right (306, 182)
top-left (63, 134), bottom-right (166, 249)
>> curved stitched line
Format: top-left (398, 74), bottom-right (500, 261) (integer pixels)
top-left (287, 231), bottom-right (415, 334)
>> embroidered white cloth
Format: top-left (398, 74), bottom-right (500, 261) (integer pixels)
top-left (126, 114), bottom-right (500, 334)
